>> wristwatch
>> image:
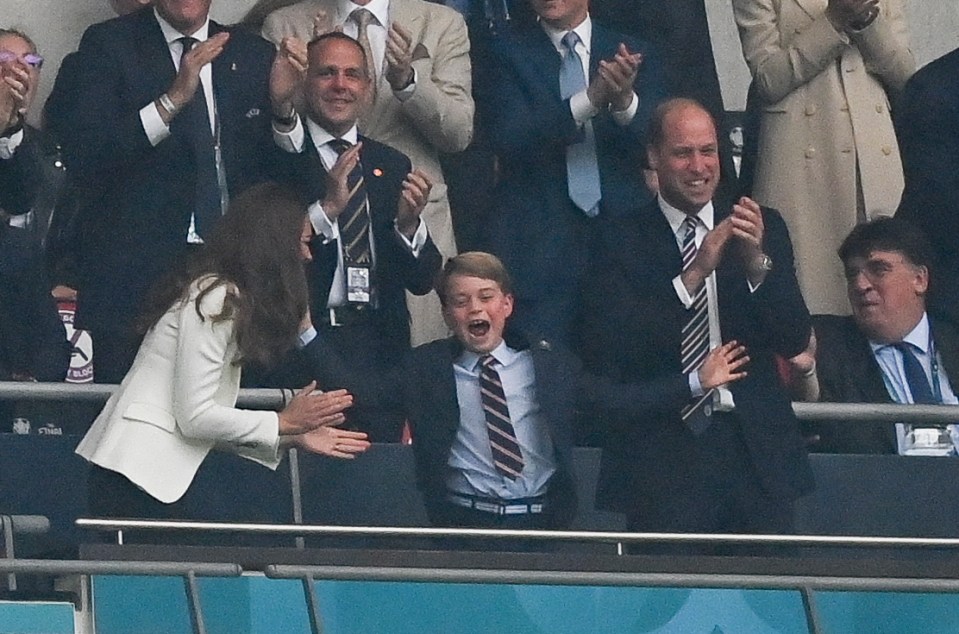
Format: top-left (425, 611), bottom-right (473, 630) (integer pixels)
top-left (751, 253), bottom-right (773, 275)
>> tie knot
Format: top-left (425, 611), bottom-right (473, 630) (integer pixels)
top-left (683, 215), bottom-right (698, 232)
top-left (328, 138), bottom-right (353, 155)
top-left (179, 36), bottom-right (198, 52)
top-left (561, 31), bottom-right (580, 52)
top-left (893, 341), bottom-right (919, 357)
top-left (351, 8), bottom-right (376, 28)
top-left (480, 354), bottom-right (497, 370)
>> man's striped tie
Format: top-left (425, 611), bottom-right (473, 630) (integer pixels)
top-left (480, 355), bottom-right (524, 479)
top-left (328, 138), bottom-right (373, 270)
top-left (679, 215), bottom-right (714, 434)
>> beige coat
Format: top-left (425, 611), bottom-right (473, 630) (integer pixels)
top-left (264, 0), bottom-right (474, 344)
top-left (76, 280), bottom-right (281, 504)
top-left (733, 0), bottom-right (914, 314)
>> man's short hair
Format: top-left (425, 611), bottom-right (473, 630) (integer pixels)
top-left (646, 97), bottom-right (716, 150)
top-left (838, 216), bottom-right (935, 271)
top-left (0, 28), bottom-right (37, 55)
top-left (306, 31), bottom-right (368, 78)
top-left (436, 252), bottom-right (513, 305)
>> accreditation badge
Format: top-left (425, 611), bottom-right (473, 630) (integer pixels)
top-left (346, 265), bottom-right (372, 304)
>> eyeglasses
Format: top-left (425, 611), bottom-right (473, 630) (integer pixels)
top-left (0, 51), bottom-right (43, 69)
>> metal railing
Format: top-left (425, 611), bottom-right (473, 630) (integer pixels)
top-left (72, 517), bottom-right (959, 550)
top-left (0, 558), bottom-right (240, 634)
top-left (3, 380), bottom-right (959, 422)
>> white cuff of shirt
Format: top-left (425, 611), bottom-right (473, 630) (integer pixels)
top-left (0, 127), bottom-right (24, 159)
top-left (140, 102), bottom-right (171, 147)
top-left (688, 370), bottom-right (704, 397)
top-left (610, 92), bottom-right (638, 126)
top-left (672, 275), bottom-right (695, 309)
top-left (569, 89), bottom-right (600, 126)
top-left (308, 200), bottom-right (339, 241)
top-left (273, 114), bottom-right (305, 153)
top-left (298, 326), bottom-right (318, 348)
top-left (392, 68), bottom-right (417, 102)
top-left (393, 218), bottom-right (428, 255)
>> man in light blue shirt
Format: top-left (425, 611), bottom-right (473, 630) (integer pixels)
top-left (801, 217), bottom-right (959, 454)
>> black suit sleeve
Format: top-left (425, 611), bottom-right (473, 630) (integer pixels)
top-left (895, 63), bottom-right (959, 264)
top-left (739, 208), bottom-right (812, 358)
top-left (298, 333), bottom-right (406, 414)
top-left (61, 23), bottom-right (158, 179)
top-left (0, 129), bottom-right (43, 216)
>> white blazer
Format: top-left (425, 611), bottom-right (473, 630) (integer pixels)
top-left (76, 277), bottom-right (281, 504)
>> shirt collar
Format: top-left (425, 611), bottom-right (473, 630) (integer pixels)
top-left (658, 195), bottom-right (715, 236)
top-left (306, 117), bottom-right (359, 150)
top-left (540, 14), bottom-right (592, 54)
top-left (339, 0), bottom-right (391, 28)
top-left (155, 8), bottom-right (210, 43)
top-left (455, 340), bottom-right (516, 373)
top-left (870, 312), bottom-right (931, 355)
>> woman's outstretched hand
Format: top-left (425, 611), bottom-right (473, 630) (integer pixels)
top-left (295, 426), bottom-right (371, 459)
top-left (277, 381), bottom-right (353, 435)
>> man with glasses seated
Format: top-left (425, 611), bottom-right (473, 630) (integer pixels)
top-left (791, 217), bottom-right (959, 455)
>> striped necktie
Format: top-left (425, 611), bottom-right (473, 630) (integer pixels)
top-left (679, 215), bottom-right (714, 434)
top-left (480, 354), bottom-right (524, 479)
top-left (327, 138), bottom-right (372, 269)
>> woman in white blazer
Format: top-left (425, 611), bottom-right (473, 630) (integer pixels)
top-left (76, 183), bottom-right (369, 520)
top-left (732, 0), bottom-right (914, 314)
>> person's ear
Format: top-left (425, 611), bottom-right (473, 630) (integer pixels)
top-left (914, 265), bottom-right (929, 296)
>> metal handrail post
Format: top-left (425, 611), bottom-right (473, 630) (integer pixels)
top-left (302, 575), bottom-right (325, 634)
top-left (183, 570), bottom-right (207, 634)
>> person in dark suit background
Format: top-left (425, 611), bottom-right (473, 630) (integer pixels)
top-left (271, 32), bottom-right (441, 441)
top-left (790, 217), bottom-right (959, 455)
top-left (579, 98), bottom-right (813, 546)
top-left (896, 46), bottom-right (959, 327)
top-left (59, 0), bottom-right (279, 383)
top-left (482, 0), bottom-right (668, 344)
top-left (300, 250), bottom-right (748, 542)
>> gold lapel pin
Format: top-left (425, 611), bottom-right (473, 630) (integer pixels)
top-left (231, 62), bottom-right (237, 71)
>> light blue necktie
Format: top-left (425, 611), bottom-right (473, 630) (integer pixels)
top-left (558, 31), bottom-right (601, 217)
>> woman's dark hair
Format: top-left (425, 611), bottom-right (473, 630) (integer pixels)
top-left (139, 182), bottom-right (309, 368)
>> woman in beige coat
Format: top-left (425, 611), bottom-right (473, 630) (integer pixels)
top-left (732, 0), bottom-right (914, 314)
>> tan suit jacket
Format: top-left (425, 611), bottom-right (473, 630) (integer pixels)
top-left (76, 279), bottom-right (281, 504)
top-left (733, 0), bottom-right (914, 314)
top-left (263, 0), bottom-right (474, 344)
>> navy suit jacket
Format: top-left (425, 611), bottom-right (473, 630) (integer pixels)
top-left (301, 328), bottom-right (689, 527)
top-left (809, 314), bottom-right (959, 454)
top-left (579, 198), bottom-right (814, 521)
top-left (895, 47), bottom-right (959, 325)
top-left (60, 8), bottom-right (276, 333)
top-left (278, 130), bottom-right (441, 356)
top-left (484, 20), bottom-right (668, 303)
